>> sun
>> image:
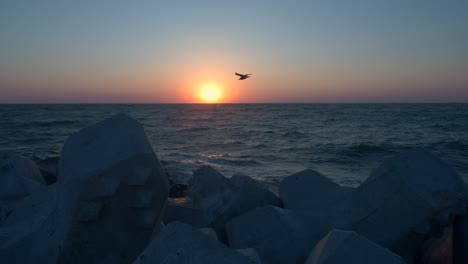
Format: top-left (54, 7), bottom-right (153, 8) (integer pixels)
top-left (199, 84), bottom-right (222, 103)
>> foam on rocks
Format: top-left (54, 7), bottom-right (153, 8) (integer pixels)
top-left (133, 221), bottom-right (254, 264)
top-left (305, 229), bottom-right (405, 264)
top-left (279, 169), bottom-right (353, 211)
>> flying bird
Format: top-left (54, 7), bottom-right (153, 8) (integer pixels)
top-left (235, 72), bottom-right (252, 80)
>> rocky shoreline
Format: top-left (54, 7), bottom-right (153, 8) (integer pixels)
top-left (1, 113), bottom-right (467, 264)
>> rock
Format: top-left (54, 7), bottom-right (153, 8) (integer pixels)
top-left (227, 149), bottom-right (468, 264)
top-left (454, 211), bottom-right (468, 264)
top-left (187, 166), bottom-right (232, 211)
top-left (305, 229), bottom-right (405, 264)
top-left (56, 113), bottom-right (170, 263)
top-left (163, 198), bottom-right (213, 228)
top-left (328, 148), bottom-right (468, 259)
top-left (279, 169), bottom-right (353, 211)
top-left (169, 183), bottom-right (189, 198)
top-left (187, 166), bottom-right (280, 241)
top-left (32, 156), bottom-right (60, 184)
top-left (0, 151), bottom-right (46, 223)
top-left (0, 151), bottom-right (45, 202)
top-left (226, 205), bottom-right (330, 264)
top-left (133, 222), bottom-right (254, 264)
top-left (0, 184), bottom-right (62, 263)
top-left (419, 221), bottom-right (454, 264)
top-left (237, 248), bottom-right (262, 264)
top-left (1, 114), bottom-right (170, 263)
top-left (199, 227), bottom-right (218, 240)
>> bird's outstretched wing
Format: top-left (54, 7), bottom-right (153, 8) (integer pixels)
top-left (235, 72), bottom-right (243, 77)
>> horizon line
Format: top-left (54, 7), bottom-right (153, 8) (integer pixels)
top-left (1, 102), bottom-right (468, 105)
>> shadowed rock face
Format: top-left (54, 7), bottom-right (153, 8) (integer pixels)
top-left (226, 205), bottom-right (331, 264)
top-left (58, 113), bottom-right (170, 264)
top-left (331, 149), bottom-right (468, 250)
top-left (32, 156), bottom-right (60, 184)
top-left (279, 169), bottom-right (354, 211)
top-left (0, 151), bottom-right (46, 223)
top-left (0, 113), bottom-right (170, 264)
top-left (305, 229), bottom-right (405, 264)
top-left (133, 222), bottom-right (254, 264)
top-left (0, 151), bottom-right (45, 201)
top-left (227, 148), bottom-right (468, 264)
top-left (185, 166), bottom-right (281, 241)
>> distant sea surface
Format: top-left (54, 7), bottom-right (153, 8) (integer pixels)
top-left (1, 104), bottom-right (467, 188)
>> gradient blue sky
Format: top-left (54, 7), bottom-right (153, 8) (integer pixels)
top-left (1, 0), bottom-right (467, 103)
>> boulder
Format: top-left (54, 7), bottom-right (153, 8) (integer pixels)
top-left (198, 227), bottom-right (218, 240)
top-left (305, 229), bottom-right (405, 264)
top-left (226, 205), bottom-right (330, 264)
top-left (279, 169), bottom-right (353, 211)
top-left (32, 156), bottom-right (60, 184)
top-left (0, 151), bottom-right (45, 202)
top-left (56, 113), bottom-right (170, 263)
top-left (1, 113), bottom-right (170, 263)
top-left (325, 148), bottom-right (468, 261)
top-left (133, 222), bottom-right (254, 264)
top-left (187, 166), bottom-right (280, 240)
top-left (237, 248), bottom-right (262, 264)
top-left (454, 211), bottom-right (468, 264)
top-left (163, 198), bottom-right (213, 228)
top-left (0, 184), bottom-right (62, 263)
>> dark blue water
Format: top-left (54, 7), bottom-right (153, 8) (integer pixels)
top-left (1, 104), bottom-right (467, 187)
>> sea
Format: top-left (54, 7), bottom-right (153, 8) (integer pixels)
top-left (1, 104), bottom-right (467, 188)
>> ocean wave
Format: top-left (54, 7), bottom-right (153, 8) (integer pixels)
top-left (209, 157), bottom-right (262, 166)
top-left (428, 139), bottom-right (468, 151)
top-left (177, 126), bottom-right (212, 133)
top-left (282, 131), bottom-right (307, 139)
top-left (30, 120), bottom-right (79, 127)
top-left (339, 143), bottom-right (395, 157)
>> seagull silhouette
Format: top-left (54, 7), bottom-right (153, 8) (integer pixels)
top-left (235, 72), bottom-right (252, 80)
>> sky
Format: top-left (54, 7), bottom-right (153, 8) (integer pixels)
top-left (1, 0), bottom-right (467, 103)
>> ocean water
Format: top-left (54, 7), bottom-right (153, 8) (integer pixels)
top-left (1, 104), bottom-right (467, 188)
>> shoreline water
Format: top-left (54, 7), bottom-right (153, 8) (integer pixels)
top-left (1, 103), bottom-right (468, 187)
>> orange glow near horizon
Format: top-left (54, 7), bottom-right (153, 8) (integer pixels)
top-left (199, 83), bottom-right (222, 103)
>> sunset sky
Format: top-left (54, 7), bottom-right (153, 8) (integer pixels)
top-left (1, 0), bottom-right (467, 103)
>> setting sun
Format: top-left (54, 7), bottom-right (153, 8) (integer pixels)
top-left (199, 84), bottom-right (222, 103)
